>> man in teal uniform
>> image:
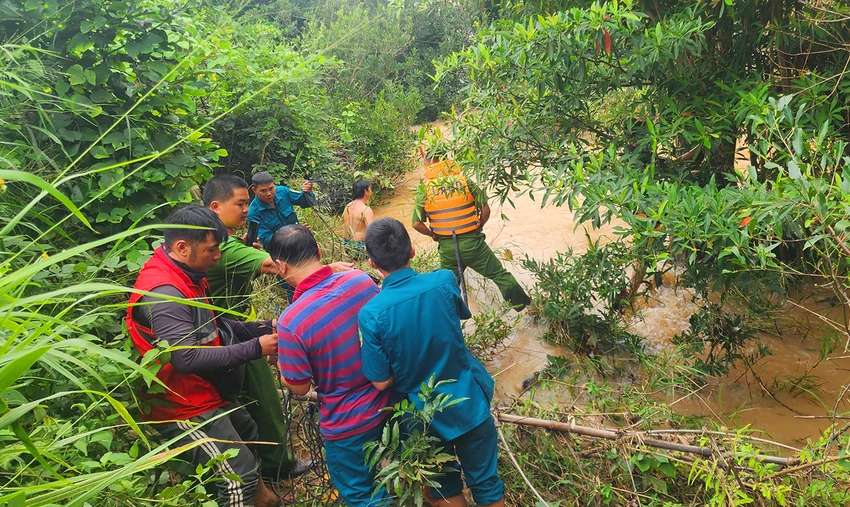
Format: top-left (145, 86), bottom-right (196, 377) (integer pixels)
top-left (358, 218), bottom-right (505, 507)
top-left (248, 171), bottom-right (315, 248)
top-left (203, 174), bottom-right (307, 479)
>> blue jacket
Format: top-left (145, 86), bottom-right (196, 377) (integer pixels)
top-left (358, 268), bottom-right (494, 441)
top-left (247, 185), bottom-right (314, 247)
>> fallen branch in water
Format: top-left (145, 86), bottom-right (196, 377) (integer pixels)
top-left (289, 392), bottom-right (802, 467)
top-left (494, 412), bottom-right (801, 467)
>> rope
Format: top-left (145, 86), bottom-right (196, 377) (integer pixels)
top-left (270, 391), bottom-right (343, 506)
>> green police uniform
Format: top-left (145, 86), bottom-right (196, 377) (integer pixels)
top-left (413, 179), bottom-right (530, 310)
top-left (207, 234), bottom-right (296, 476)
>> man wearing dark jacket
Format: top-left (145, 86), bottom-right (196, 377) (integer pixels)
top-left (127, 205), bottom-right (280, 507)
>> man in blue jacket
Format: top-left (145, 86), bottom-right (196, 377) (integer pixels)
top-left (248, 171), bottom-right (314, 248)
top-left (358, 218), bottom-right (505, 507)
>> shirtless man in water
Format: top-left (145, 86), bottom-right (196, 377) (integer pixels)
top-left (342, 179), bottom-right (373, 260)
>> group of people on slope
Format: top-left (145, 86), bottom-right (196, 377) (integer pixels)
top-left (127, 154), bottom-right (530, 507)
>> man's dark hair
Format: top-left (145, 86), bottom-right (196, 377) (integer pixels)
top-left (202, 174), bottom-right (248, 206)
top-left (365, 218), bottom-right (411, 272)
top-left (267, 224), bottom-right (320, 265)
top-left (163, 205), bottom-right (228, 246)
top-left (251, 171), bottom-right (275, 187)
top-left (352, 179), bottom-right (371, 199)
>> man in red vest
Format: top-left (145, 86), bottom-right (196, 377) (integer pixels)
top-left (127, 205), bottom-right (281, 507)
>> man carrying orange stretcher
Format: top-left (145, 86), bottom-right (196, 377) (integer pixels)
top-left (412, 151), bottom-right (530, 311)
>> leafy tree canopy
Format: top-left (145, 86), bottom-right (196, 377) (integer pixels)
top-left (438, 0), bottom-right (850, 301)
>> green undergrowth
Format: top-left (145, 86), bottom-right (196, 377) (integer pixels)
top-left (495, 353), bottom-right (850, 506)
top-left (462, 310), bottom-right (517, 362)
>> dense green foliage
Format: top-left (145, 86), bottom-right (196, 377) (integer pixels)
top-left (1, 0), bottom-right (326, 235)
top-left (1, 0), bottom-right (477, 234)
top-left (441, 2), bottom-right (848, 282)
top-left (0, 168), bottom-right (211, 505)
top-left (438, 0), bottom-right (850, 355)
top-left (300, 0), bottom-right (480, 122)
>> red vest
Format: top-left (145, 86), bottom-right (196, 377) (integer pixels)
top-left (127, 248), bottom-right (227, 421)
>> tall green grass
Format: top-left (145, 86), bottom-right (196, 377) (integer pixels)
top-left (0, 36), bottom-right (319, 505)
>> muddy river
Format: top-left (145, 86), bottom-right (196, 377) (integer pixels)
top-left (373, 160), bottom-right (850, 448)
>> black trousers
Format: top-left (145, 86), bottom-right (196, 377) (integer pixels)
top-left (158, 404), bottom-right (260, 507)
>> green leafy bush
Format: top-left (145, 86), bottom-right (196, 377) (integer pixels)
top-left (671, 303), bottom-right (769, 378)
top-left (0, 168), bottom-right (215, 506)
top-left (333, 86), bottom-right (422, 191)
top-left (364, 376), bottom-right (467, 506)
top-left (300, 0), bottom-right (480, 121)
top-left (437, 0), bottom-right (850, 347)
top-left (522, 239), bottom-right (639, 353)
top-left (1, 1), bottom-right (335, 238)
top-left (1, 2), bottom-right (227, 234)
top-left (210, 19), bottom-right (334, 178)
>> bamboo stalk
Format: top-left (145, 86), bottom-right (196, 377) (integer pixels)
top-left (287, 392), bottom-right (802, 467)
top-left (495, 413), bottom-right (800, 467)
top-left (642, 429), bottom-right (801, 452)
top-left (765, 455), bottom-right (846, 480)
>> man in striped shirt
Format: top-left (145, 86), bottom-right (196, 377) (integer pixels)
top-left (269, 225), bottom-right (395, 506)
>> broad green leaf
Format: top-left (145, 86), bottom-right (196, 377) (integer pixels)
top-left (124, 40), bottom-right (142, 58)
top-left (67, 64), bottom-right (86, 85)
top-left (13, 420), bottom-right (63, 480)
top-left (0, 346), bottom-right (51, 393)
top-left (91, 146), bottom-right (110, 159)
top-left (0, 170), bottom-right (94, 235)
top-left (787, 160), bottom-right (801, 180)
top-left (792, 128), bottom-right (803, 157)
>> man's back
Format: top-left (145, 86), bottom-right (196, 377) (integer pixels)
top-left (359, 268), bottom-right (494, 441)
top-left (278, 268), bottom-right (393, 440)
top-left (343, 200), bottom-right (370, 241)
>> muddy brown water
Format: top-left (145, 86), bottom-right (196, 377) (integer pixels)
top-left (374, 160), bottom-right (850, 448)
